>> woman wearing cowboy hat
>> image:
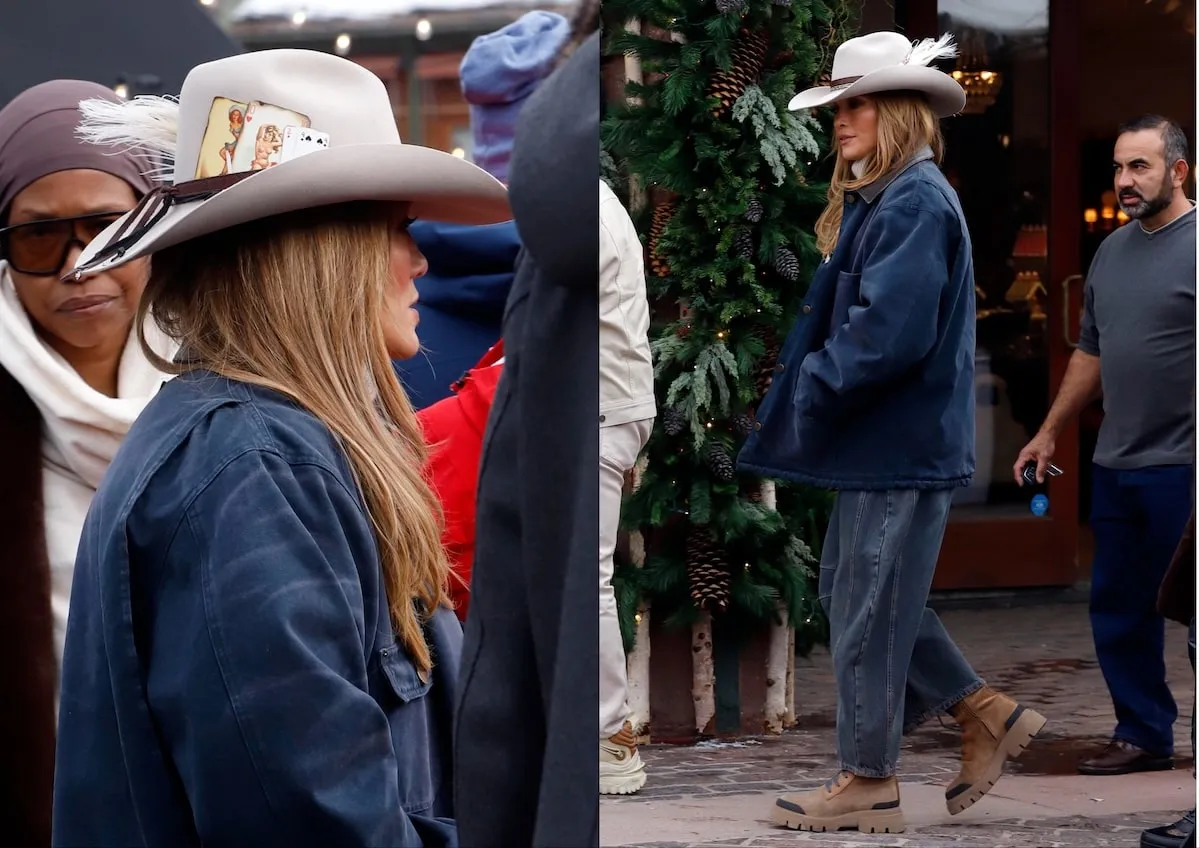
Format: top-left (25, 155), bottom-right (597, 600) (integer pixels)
top-left (51, 50), bottom-right (508, 846)
top-left (738, 32), bottom-right (1045, 834)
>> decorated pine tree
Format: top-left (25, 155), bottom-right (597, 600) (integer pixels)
top-left (602, 0), bottom-right (856, 733)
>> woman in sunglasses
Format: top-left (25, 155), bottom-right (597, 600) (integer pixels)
top-left (0, 80), bottom-right (171, 843)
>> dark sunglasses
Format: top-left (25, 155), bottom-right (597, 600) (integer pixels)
top-left (0, 211), bottom-right (127, 276)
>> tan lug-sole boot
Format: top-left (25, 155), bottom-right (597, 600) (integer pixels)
top-left (946, 686), bottom-right (1046, 815)
top-left (772, 771), bottom-right (905, 834)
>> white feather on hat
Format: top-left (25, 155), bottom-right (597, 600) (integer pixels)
top-left (77, 95), bottom-right (180, 181)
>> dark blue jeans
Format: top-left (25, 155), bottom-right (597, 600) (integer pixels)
top-left (1090, 463), bottom-right (1192, 757)
top-left (819, 488), bottom-right (983, 777)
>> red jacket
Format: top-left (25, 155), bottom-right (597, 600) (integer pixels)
top-left (417, 342), bottom-right (504, 622)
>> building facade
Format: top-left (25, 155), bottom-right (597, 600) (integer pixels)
top-left (860, 0), bottom-right (1195, 590)
top-left (221, 0), bottom-right (574, 156)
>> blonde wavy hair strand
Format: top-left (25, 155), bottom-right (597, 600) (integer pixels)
top-left (137, 201), bottom-right (448, 675)
top-left (813, 91), bottom-right (945, 257)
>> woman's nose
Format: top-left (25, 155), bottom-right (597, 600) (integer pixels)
top-left (61, 239), bottom-right (86, 280)
top-left (411, 247), bottom-right (429, 280)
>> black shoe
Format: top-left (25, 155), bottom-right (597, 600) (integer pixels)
top-left (1077, 739), bottom-right (1173, 776)
top-left (1141, 808), bottom-right (1196, 848)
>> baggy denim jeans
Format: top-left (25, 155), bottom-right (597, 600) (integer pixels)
top-left (818, 488), bottom-right (984, 777)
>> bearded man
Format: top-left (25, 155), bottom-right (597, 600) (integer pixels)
top-left (1015, 115), bottom-right (1196, 778)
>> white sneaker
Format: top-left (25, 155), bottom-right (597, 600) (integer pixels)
top-left (600, 721), bottom-right (647, 795)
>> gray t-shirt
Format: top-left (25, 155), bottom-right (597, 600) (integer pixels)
top-left (1078, 205), bottom-right (1196, 469)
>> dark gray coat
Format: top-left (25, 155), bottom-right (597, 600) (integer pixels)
top-left (454, 32), bottom-right (601, 848)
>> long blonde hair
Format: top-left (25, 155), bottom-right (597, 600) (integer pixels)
top-left (138, 201), bottom-right (448, 675)
top-left (814, 91), bottom-right (945, 256)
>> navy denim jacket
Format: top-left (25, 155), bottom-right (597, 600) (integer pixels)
top-left (739, 149), bottom-right (976, 490)
top-left (53, 372), bottom-right (462, 847)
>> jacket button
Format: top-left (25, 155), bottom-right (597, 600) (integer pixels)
top-left (775, 363), bottom-right (784, 372)
top-left (599, 414), bottom-right (606, 423)
top-left (802, 304), bottom-right (812, 314)
top-left (754, 421), bottom-right (762, 431)
top-left (847, 195), bottom-right (857, 204)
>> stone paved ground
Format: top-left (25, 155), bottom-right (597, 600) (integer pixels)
top-left (617, 811), bottom-right (1171, 847)
top-left (602, 602), bottom-right (1195, 847)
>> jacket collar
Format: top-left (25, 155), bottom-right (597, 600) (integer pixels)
top-left (855, 145), bottom-right (935, 204)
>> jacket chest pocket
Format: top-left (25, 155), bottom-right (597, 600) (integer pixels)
top-left (374, 644), bottom-right (439, 813)
top-left (829, 271), bottom-right (862, 334)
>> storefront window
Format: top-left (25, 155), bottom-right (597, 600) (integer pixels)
top-left (937, 0), bottom-right (1050, 514)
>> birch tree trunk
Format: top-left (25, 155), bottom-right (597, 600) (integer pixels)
top-left (621, 20), bottom-right (648, 215)
top-left (691, 612), bottom-right (716, 736)
top-left (624, 19), bottom-right (643, 97)
top-left (785, 622), bottom-right (797, 727)
top-left (626, 604), bottom-right (652, 740)
top-left (765, 600), bottom-right (791, 734)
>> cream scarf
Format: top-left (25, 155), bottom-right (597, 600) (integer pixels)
top-left (0, 264), bottom-right (175, 674)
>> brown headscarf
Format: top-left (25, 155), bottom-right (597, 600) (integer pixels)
top-left (0, 79), bottom-right (154, 223)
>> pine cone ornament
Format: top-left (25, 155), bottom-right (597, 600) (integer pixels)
top-left (715, 0), bottom-right (747, 12)
top-left (686, 528), bottom-right (731, 612)
top-left (753, 328), bottom-right (782, 398)
top-left (768, 49), bottom-right (796, 71)
top-left (730, 412), bottom-right (755, 438)
top-left (648, 199), bottom-right (675, 278)
top-left (706, 441), bottom-right (736, 481)
top-left (755, 362), bottom-right (778, 398)
top-left (743, 197), bottom-right (764, 223)
top-left (707, 29), bottom-right (770, 118)
top-left (774, 246), bottom-right (800, 281)
top-left (733, 228), bottom-right (753, 261)
top-left (663, 406), bottom-right (688, 437)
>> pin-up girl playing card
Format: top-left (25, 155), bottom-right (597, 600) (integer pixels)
top-left (195, 97), bottom-right (249, 179)
top-left (228, 100), bottom-right (312, 174)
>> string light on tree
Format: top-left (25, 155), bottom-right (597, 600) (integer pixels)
top-left (415, 19), bottom-right (433, 41)
top-left (335, 33), bottom-right (352, 55)
top-left (291, 9), bottom-right (307, 26)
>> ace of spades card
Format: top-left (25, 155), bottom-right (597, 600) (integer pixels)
top-left (228, 100), bottom-right (312, 174)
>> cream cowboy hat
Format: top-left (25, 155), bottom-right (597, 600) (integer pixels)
top-left (789, 32), bottom-right (966, 119)
top-left (69, 49), bottom-right (510, 278)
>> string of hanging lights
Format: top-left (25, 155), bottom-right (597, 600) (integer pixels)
top-left (198, 1), bottom-right (436, 55)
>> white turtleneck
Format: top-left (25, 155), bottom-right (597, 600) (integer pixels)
top-left (0, 263), bottom-right (176, 683)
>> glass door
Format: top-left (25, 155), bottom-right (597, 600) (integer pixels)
top-left (899, 0), bottom-right (1195, 589)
